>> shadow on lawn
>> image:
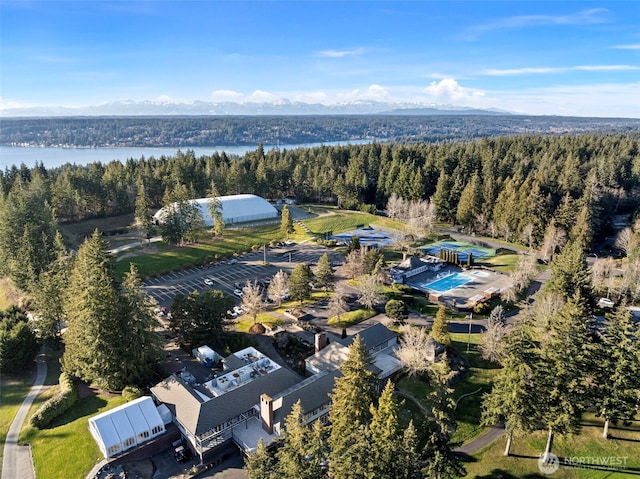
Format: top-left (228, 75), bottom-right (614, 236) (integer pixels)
top-left (471, 470), bottom-right (547, 479)
top-left (47, 395), bottom-right (107, 429)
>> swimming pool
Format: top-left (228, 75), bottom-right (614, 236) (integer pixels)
top-left (419, 273), bottom-right (473, 293)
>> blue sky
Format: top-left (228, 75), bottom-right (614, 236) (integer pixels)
top-left (1, 1), bottom-right (639, 117)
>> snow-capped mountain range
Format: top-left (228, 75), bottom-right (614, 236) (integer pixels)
top-left (1, 99), bottom-right (512, 117)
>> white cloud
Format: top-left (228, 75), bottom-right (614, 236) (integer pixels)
top-left (484, 67), bottom-right (558, 76)
top-left (475, 8), bottom-right (610, 32)
top-left (316, 47), bottom-right (365, 58)
top-left (483, 65), bottom-right (640, 76)
top-left (611, 44), bottom-right (640, 50)
top-left (423, 78), bottom-right (486, 102)
top-left (247, 90), bottom-right (277, 102)
top-left (575, 65), bottom-right (640, 71)
top-left (155, 94), bottom-right (179, 103)
top-left (211, 90), bottom-right (244, 102)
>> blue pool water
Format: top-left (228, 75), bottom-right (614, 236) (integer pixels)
top-left (419, 273), bottom-right (473, 293)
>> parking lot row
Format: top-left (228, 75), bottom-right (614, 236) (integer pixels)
top-left (143, 245), bottom-right (344, 307)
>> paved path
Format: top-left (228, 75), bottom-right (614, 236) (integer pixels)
top-left (456, 423), bottom-right (505, 455)
top-left (2, 351), bottom-right (48, 479)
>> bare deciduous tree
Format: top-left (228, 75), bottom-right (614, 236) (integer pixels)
top-left (397, 325), bottom-right (435, 376)
top-left (328, 289), bottom-right (349, 324)
top-left (356, 274), bottom-right (384, 309)
top-left (541, 224), bottom-right (567, 262)
top-left (267, 270), bottom-right (289, 307)
top-left (241, 280), bottom-right (265, 325)
top-left (479, 321), bottom-right (508, 363)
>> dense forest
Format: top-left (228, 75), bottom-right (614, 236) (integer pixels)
top-left (2, 115), bottom-right (640, 148)
top-left (2, 134), bottom-right (639, 246)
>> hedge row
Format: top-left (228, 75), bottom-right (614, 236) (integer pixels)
top-left (30, 372), bottom-right (78, 429)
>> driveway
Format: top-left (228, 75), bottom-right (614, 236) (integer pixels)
top-left (2, 350), bottom-right (48, 479)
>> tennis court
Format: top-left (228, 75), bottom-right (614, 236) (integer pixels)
top-left (331, 227), bottom-right (401, 248)
top-left (420, 240), bottom-right (494, 262)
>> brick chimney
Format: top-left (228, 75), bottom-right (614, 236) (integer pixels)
top-left (260, 394), bottom-right (274, 434)
top-left (315, 332), bottom-right (328, 352)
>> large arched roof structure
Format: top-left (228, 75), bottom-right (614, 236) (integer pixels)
top-left (153, 194), bottom-right (278, 227)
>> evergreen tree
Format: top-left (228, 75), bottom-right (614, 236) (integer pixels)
top-left (328, 336), bottom-right (377, 479)
top-left (30, 231), bottom-right (72, 345)
top-left (314, 253), bottom-right (334, 294)
top-left (368, 381), bottom-right (406, 478)
top-left (244, 438), bottom-right (276, 479)
top-left (593, 307), bottom-right (640, 439)
top-left (400, 420), bottom-right (423, 479)
top-left (535, 294), bottom-right (593, 460)
top-left (281, 205), bottom-right (294, 238)
top-left (0, 176), bottom-right (59, 291)
top-left (422, 358), bottom-right (465, 479)
top-left (169, 289), bottom-right (234, 346)
top-left (119, 264), bottom-right (163, 386)
top-left (481, 318), bottom-right (540, 455)
top-left (207, 180), bottom-right (225, 237)
top-left (431, 306), bottom-right (451, 346)
top-left (62, 230), bottom-right (126, 390)
top-left (544, 239), bottom-right (592, 301)
top-left (134, 180), bottom-right (155, 243)
top-left (0, 306), bottom-right (40, 372)
top-left (276, 400), bottom-right (328, 479)
top-left (289, 263), bottom-right (313, 304)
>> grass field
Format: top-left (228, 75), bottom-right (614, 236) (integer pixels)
top-left (464, 414), bottom-right (640, 478)
top-left (114, 223), bottom-right (286, 278)
top-left (20, 393), bottom-right (127, 479)
top-left (327, 308), bottom-right (377, 328)
top-left (234, 312), bottom-right (284, 332)
top-left (0, 368), bottom-right (36, 470)
top-left (301, 210), bottom-right (403, 237)
top-left (396, 332), bottom-right (500, 445)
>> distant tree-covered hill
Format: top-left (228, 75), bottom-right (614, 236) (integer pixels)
top-left (2, 115), bottom-right (640, 148)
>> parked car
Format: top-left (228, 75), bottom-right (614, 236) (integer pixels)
top-left (204, 278), bottom-right (214, 286)
top-left (233, 289), bottom-right (243, 297)
top-left (229, 258), bottom-right (238, 265)
top-left (598, 297), bottom-right (615, 308)
top-left (173, 445), bottom-right (191, 463)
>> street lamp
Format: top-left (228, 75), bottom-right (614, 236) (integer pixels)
top-left (466, 312), bottom-right (473, 353)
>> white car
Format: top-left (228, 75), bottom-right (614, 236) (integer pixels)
top-left (229, 258), bottom-right (238, 265)
top-left (598, 297), bottom-right (615, 308)
top-left (203, 278), bottom-right (214, 286)
top-left (233, 289), bottom-right (243, 297)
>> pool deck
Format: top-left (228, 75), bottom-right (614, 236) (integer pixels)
top-left (406, 265), bottom-right (512, 309)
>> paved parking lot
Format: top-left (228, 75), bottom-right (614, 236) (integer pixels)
top-left (144, 244), bottom-right (343, 307)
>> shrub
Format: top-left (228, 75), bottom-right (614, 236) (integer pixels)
top-left (30, 372), bottom-right (78, 429)
top-left (122, 386), bottom-right (143, 401)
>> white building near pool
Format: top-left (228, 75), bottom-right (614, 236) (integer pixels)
top-left (153, 194), bottom-right (278, 227)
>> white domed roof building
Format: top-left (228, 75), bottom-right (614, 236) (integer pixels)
top-left (153, 194), bottom-right (278, 227)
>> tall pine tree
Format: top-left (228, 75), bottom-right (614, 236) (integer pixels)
top-left (328, 336), bottom-right (377, 479)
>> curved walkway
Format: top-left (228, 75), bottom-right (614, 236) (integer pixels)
top-left (2, 351), bottom-right (48, 479)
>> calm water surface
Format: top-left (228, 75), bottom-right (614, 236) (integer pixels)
top-left (0, 139), bottom-right (374, 169)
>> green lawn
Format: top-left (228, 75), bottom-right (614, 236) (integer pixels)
top-left (114, 223), bottom-right (286, 278)
top-left (301, 210), bottom-right (403, 237)
top-left (20, 394), bottom-right (127, 479)
top-left (396, 332), bottom-right (500, 445)
top-left (234, 312), bottom-right (284, 332)
top-left (464, 414), bottom-right (640, 478)
top-left (476, 252), bottom-right (521, 274)
top-left (327, 308), bottom-right (377, 328)
top-left (0, 368), bottom-right (36, 469)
